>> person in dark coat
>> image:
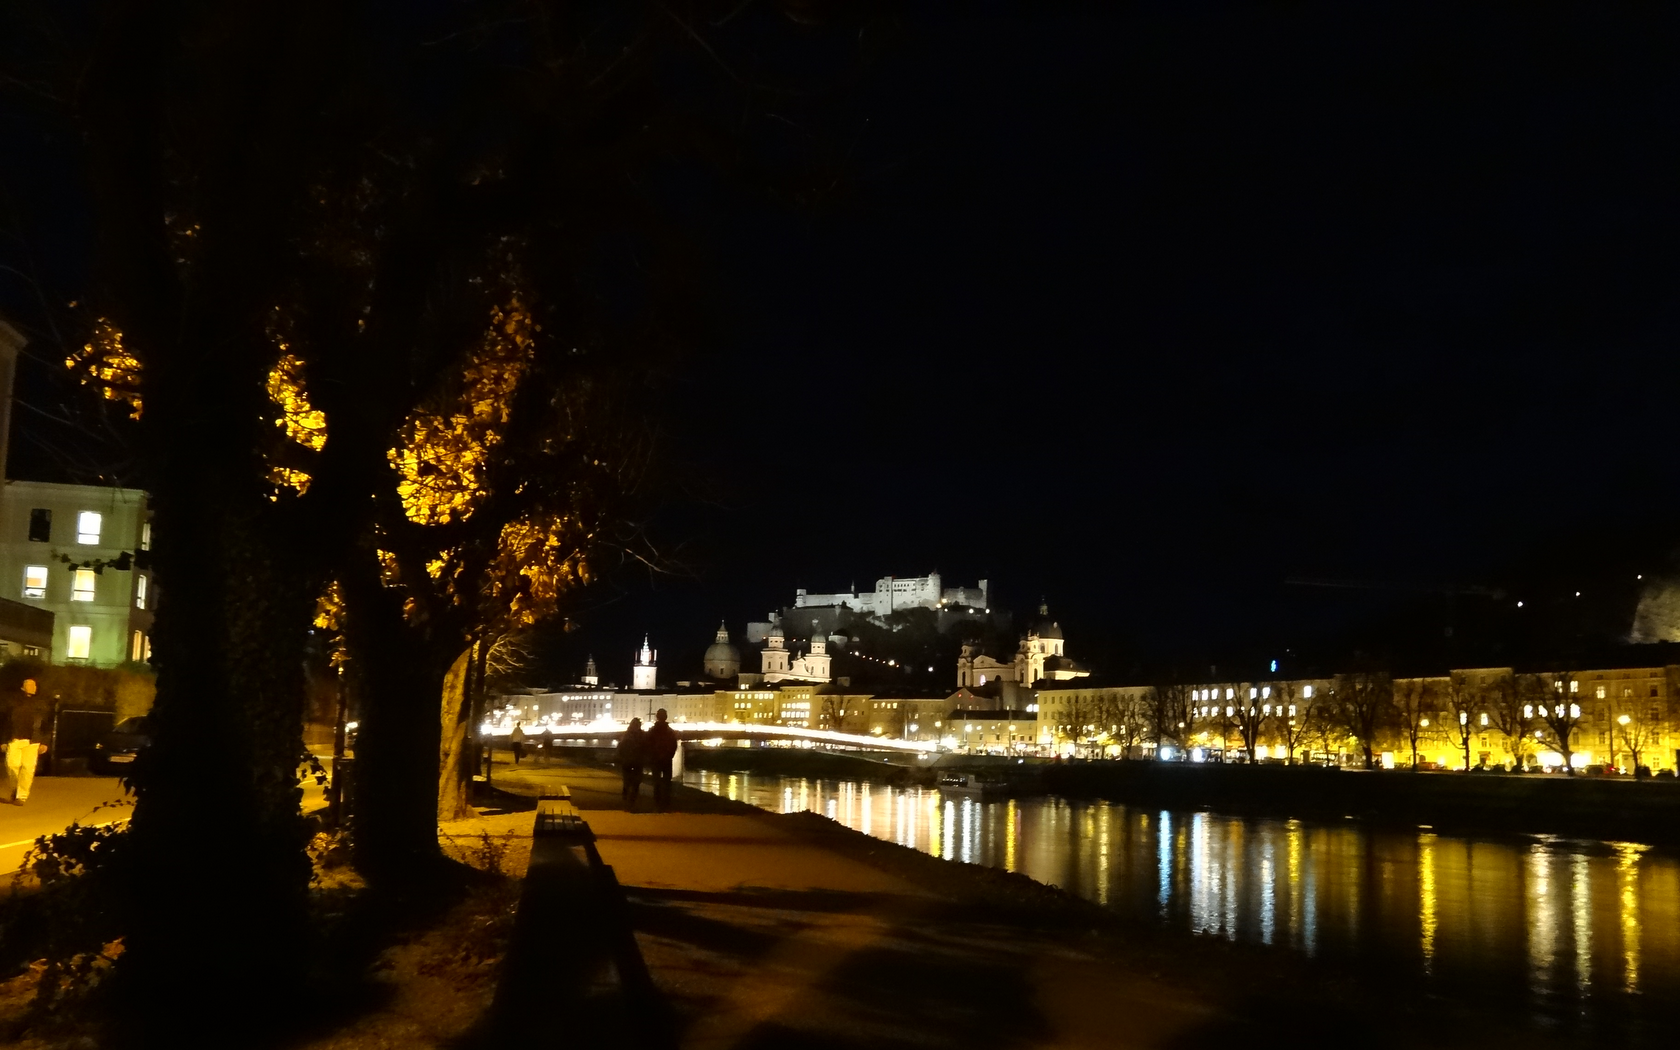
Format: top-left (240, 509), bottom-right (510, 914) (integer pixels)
top-left (509, 722), bottom-right (527, 764)
top-left (4, 679), bottom-right (49, 805)
top-left (645, 709), bottom-right (679, 812)
top-left (619, 717), bottom-right (647, 808)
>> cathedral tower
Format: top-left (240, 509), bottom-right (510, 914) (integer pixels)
top-left (632, 636), bottom-right (658, 690)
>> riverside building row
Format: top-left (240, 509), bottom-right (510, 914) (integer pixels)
top-left (496, 635), bottom-right (1680, 775)
top-left (493, 602), bottom-right (1680, 774)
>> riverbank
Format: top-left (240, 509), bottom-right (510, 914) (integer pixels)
top-left (680, 742), bottom-right (932, 784)
top-left (495, 756), bottom-right (1587, 1049)
top-left (1040, 760), bottom-right (1680, 845)
top-left (673, 744), bottom-right (1680, 847)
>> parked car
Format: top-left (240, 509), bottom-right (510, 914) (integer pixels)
top-left (90, 716), bottom-right (153, 775)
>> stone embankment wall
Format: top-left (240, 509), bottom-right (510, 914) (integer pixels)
top-left (681, 744), bottom-right (926, 785)
top-left (1041, 762), bottom-right (1680, 845)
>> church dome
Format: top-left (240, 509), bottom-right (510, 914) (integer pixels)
top-left (1030, 602), bottom-right (1063, 640)
top-left (704, 621), bottom-right (741, 679)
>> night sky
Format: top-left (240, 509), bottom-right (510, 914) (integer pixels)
top-left (4, 6), bottom-right (1678, 683)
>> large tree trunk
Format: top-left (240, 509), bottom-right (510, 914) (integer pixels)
top-left (341, 558), bottom-right (452, 882)
top-left (123, 435), bottom-right (313, 1028)
top-left (437, 645), bottom-right (477, 822)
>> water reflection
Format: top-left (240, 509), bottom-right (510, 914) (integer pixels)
top-left (687, 769), bottom-right (1680, 1021)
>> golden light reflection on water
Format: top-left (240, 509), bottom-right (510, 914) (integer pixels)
top-left (689, 770), bottom-right (1680, 1011)
top-left (1615, 842), bottom-right (1646, 993)
top-left (1420, 833), bottom-right (1438, 973)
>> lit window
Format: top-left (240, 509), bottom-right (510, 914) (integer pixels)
top-left (72, 569), bottom-right (96, 602)
top-left (77, 511), bottom-right (103, 545)
top-left (140, 522), bottom-right (152, 550)
top-left (135, 575), bottom-right (147, 610)
top-left (1480, 713), bottom-right (1488, 726)
top-left (23, 565), bottom-right (47, 599)
top-left (68, 625), bottom-right (92, 660)
top-left (1303, 685), bottom-right (1314, 698)
top-left (131, 631), bottom-right (145, 661)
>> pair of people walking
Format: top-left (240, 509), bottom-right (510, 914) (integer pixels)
top-left (619, 708), bottom-right (678, 812)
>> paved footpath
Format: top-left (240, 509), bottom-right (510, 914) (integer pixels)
top-left (495, 758), bottom-right (1221, 1050)
top-left (0, 776), bottom-right (132, 874)
top-left (1, 761), bottom-right (335, 876)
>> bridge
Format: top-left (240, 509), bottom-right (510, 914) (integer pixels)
top-left (482, 720), bottom-right (940, 755)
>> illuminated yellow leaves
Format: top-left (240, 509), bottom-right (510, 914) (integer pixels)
top-left (265, 352), bottom-right (328, 495)
top-left (314, 581), bottom-right (346, 631)
top-left (490, 516), bottom-right (589, 627)
top-left (65, 319), bottom-right (143, 419)
top-left (377, 549), bottom-right (401, 586)
top-left (267, 354), bottom-right (327, 450)
top-left (388, 297), bottom-right (537, 525)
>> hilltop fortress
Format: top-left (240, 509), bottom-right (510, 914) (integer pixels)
top-left (794, 573), bottom-right (989, 618)
top-left (749, 572), bottom-right (998, 643)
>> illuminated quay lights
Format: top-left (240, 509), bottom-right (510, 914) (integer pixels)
top-left (479, 719), bottom-right (940, 754)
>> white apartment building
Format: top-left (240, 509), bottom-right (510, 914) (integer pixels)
top-left (0, 480), bottom-right (154, 666)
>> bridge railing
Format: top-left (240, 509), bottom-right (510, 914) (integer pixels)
top-left (480, 719), bottom-right (940, 755)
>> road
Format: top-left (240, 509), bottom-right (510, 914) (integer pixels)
top-left (0, 775), bottom-right (133, 874)
top-left (1, 760), bottom-right (335, 875)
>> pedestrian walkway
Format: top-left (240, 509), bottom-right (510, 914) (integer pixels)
top-left (0, 776), bottom-right (131, 874)
top-left (494, 758), bottom-right (1220, 1050)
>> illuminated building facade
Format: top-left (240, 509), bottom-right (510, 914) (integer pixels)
top-left (0, 321), bottom-right (154, 668)
top-left (955, 603), bottom-right (1089, 688)
top-left (758, 622), bottom-right (832, 684)
top-left (1034, 662), bottom-right (1679, 771)
top-left (0, 480), bottom-right (154, 667)
top-left (631, 636), bottom-right (658, 690)
top-left (792, 573), bottom-right (989, 620)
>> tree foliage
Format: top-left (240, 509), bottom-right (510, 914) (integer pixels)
top-left (1, 0), bottom-right (895, 1033)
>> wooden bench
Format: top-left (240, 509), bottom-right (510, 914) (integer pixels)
top-left (535, 787), bottom-right (585, 836)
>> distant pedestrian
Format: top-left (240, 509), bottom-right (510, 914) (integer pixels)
top-left (646, 709), bottom-right (679, 813)
top-left (510, 722), bottom-right (527, 764)
top-left (620, 717), bottom-right (647, 808)
top-left (4, 679), bottom-right (49, 805)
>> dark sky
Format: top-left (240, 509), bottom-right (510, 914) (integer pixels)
top-left (5, 6), bottom-right (1678, 683)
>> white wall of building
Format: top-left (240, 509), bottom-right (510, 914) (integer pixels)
top-left (0, 481), bottom-right (152, 666)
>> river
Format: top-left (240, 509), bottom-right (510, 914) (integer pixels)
top-left (684, 768), bottom-right (1680, 1033)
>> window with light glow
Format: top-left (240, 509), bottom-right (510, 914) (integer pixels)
top-left (68, 625), bottom-right (92, 660)
top-left (135, 575), bottom-right (147, 610)
top-left (77, 511), bottom-right (102, 545)
top-left (140, 521), bottom-right (152, 550)
top-left (1303, 685), bottom-right (1314, 698)
top-left (72, 569), bottom-right (96, 602)
top-left (23, 565), bottom-right (46, 599)
top-left (131, 631), bottom-right (145, 661)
